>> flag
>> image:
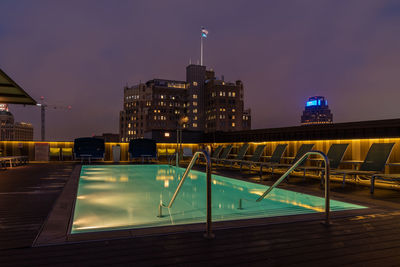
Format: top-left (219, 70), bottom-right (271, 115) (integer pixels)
top-left (201, 28), bottom-right (208, 38)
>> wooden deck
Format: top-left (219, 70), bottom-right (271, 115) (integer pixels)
top-left (1, 163), bottom-right (400, 266)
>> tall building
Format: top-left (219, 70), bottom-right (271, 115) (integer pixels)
top-left (120, 65), bottom-right (251, 142)
top-left (301, 96), bottom-right (333, 125)
top-left (0, 104), bottom-right (34, 141)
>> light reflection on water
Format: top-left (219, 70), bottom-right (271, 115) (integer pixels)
top-left (71, 165), bottom-right (365, 234)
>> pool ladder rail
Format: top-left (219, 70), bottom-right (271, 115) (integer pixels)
top-left (158, 150), bottom-right (214, 239)
top-left (239, 150), bottom-right (332, 225)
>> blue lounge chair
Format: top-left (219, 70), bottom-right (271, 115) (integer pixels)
top-left (129, 139), bottom-right (157, 163)
top-left (74, 137), bottom-right (105, 163)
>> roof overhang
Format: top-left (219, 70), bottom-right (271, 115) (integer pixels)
top-left (0, 68), bottom-right (36, 105)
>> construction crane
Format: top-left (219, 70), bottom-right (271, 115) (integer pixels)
top-left (36, 96), bottom-right (72, 141)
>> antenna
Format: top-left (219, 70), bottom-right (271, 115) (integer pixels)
top-left (189, 58), bottom-right (192, 65)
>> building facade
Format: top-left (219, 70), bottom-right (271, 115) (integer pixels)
top-left (120, 65), bottom-right (251, 142)
top-left (0, 105), bottom-right (33, 141)
top-left (301, 96), bottom-right (333, 125)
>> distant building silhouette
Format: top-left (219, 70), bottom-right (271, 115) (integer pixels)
top-left (120, 65), bottom-right (251, 142)
top-left (0, 104), bottom-right (33, 141)
top-left (301, 96), bottom-right (333, 125)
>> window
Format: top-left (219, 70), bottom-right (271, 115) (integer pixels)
top-left (232, 123), bottom-right (235, 127)
top-left (193, 123), bottom-right (197, 127)
top-left (193, 94), bottom-right (198, 99)
top-left (194, 116), bottom-right (197, 120)
top-left (193, 81), bottom-right (198, 86)
top-left (193, 102), bottom-right (197, 106)
top-left (193, 109), bottom-right (198, 114)
top-left (232, 92), bottom-right (236, 97)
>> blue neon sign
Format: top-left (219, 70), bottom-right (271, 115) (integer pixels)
top-left (306, 99), bottom-right (327, 107)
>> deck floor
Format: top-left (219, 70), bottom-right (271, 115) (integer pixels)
top-left (1, 163), bottom-right (400, 266)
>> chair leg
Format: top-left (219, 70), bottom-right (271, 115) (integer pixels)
top-left (370, 177), bottom-right (375, 194)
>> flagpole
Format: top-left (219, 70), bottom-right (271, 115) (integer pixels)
top-left (200, 30), bottom-right (203, 66)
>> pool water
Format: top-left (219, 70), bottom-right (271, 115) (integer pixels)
top-left (71, 165), bottom-right (365, 234)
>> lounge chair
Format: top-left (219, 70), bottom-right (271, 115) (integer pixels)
top-left (183, 147), bottom-right (193, 158)
top-left (213, 145), bottom-right (233, 164)
top-left (49, 147), bottom-right (61, 160)
top-left (258, 144), bottom-right (288, 177)
top-left (331, 143), bottom-right (395, 186)
top-left (74, 137), bottom-right (105, 163)
top-left (220, 143), bottom-right (250, 167)
top-left (157, 148), bottom-right (168, 157)
top-left (210, 145), bottom-right (223, 161)
top-left (129, 138), bottom-right (157, 163)
top-left (371, 173), bottom-right (400, 194)
top-left (239, 144), bottom-right (266, 172)
top-left (298, 143), bottom-right (349, 182)
top-left (267, 143), bottom-right (315, 176)
top-left (61, 148), bottom-right (74, 160)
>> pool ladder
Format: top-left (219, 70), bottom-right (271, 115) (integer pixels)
top-left (158, 150), bottom-right (214, 239)
top-left (239, 150), bottom-right (331, 225)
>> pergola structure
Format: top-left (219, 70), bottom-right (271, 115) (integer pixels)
top-left (0, 68), bottom-right (36, 105)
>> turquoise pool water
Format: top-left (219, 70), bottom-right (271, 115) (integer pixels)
top-left (71, 165), bottom-right (365, 234)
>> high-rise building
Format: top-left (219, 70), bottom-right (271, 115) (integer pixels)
top-left (120, 65), bottom-right (251, 142)
top-left (0, 104), bottom-right (34, 141)
top-left (301, 96), bottom-right (333, 125)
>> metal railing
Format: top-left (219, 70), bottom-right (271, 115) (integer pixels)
top-left (158, 150), bottom-right (214, 238)
top-left (240, 150), bottom-right (331, 225)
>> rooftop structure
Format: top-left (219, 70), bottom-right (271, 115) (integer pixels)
top-left (120, 65), bottom-right (251, 142)
top-left (0, 104), bottom-right (33, 141)
top-left (301, 96), bottom-right (333, 125)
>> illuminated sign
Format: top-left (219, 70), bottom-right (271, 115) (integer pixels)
top-left (306, 99), bottom-right (328, 107)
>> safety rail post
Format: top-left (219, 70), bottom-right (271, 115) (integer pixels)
top-left (158, 150), bottom-right (214, 238)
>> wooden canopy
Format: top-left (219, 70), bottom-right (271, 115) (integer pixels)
top-left (0, 68), bottom-right (36, 105)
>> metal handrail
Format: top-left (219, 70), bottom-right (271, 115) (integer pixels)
top-left (242, 150), bottom-right (331, 225)
top-left (158, 150), bottom-right (214, 238)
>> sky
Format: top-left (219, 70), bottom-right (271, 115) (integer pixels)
top-left (1, 0), bottom-right (400, 141)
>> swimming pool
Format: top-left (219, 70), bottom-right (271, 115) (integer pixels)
top-left (71, 165), bottom-right (365, 234)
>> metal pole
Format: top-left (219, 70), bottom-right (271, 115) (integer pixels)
top-left (204, 151), bottom-right (214, 239)
top-left (41, 105), bottom-right (45, 141)
top-left (200, 34), bottom-right (203, 66)
top-left (176, 128), bottom-right (179, 167)
top-left (324, 159), bottom-right (331, 225)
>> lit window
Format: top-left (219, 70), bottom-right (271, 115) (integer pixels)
top-left (232, 123), bottom-right (235, 127)
top-left (232, 115), bottom-right (235, 119)
top-left (193, 102), bottom-right (197, 106)
top-left (232, 109), bottom-right (235, 112)
top-left (194, 116), bottom-right (197, 120)
top-left (193, 123), bottom-right (197, 127)
top-left (164, 132), bottom-right (170, 137)
top-left (193, 81), bottom-right (198, 86)
top-left (232, 92), bottom-right (236, 97)
top-left (193, 109), bottom-right (198, 113)
top-left (193, 94), bottom-right (198, 99)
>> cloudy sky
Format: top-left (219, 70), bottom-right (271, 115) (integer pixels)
top-left (1, 0), bottom-right (400, 140)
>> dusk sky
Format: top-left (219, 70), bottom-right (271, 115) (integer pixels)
top-left (1, 0), bottom-right (400, 141)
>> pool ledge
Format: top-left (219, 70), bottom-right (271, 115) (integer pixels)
top-left (33, 164), bottom-right (381, 246)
